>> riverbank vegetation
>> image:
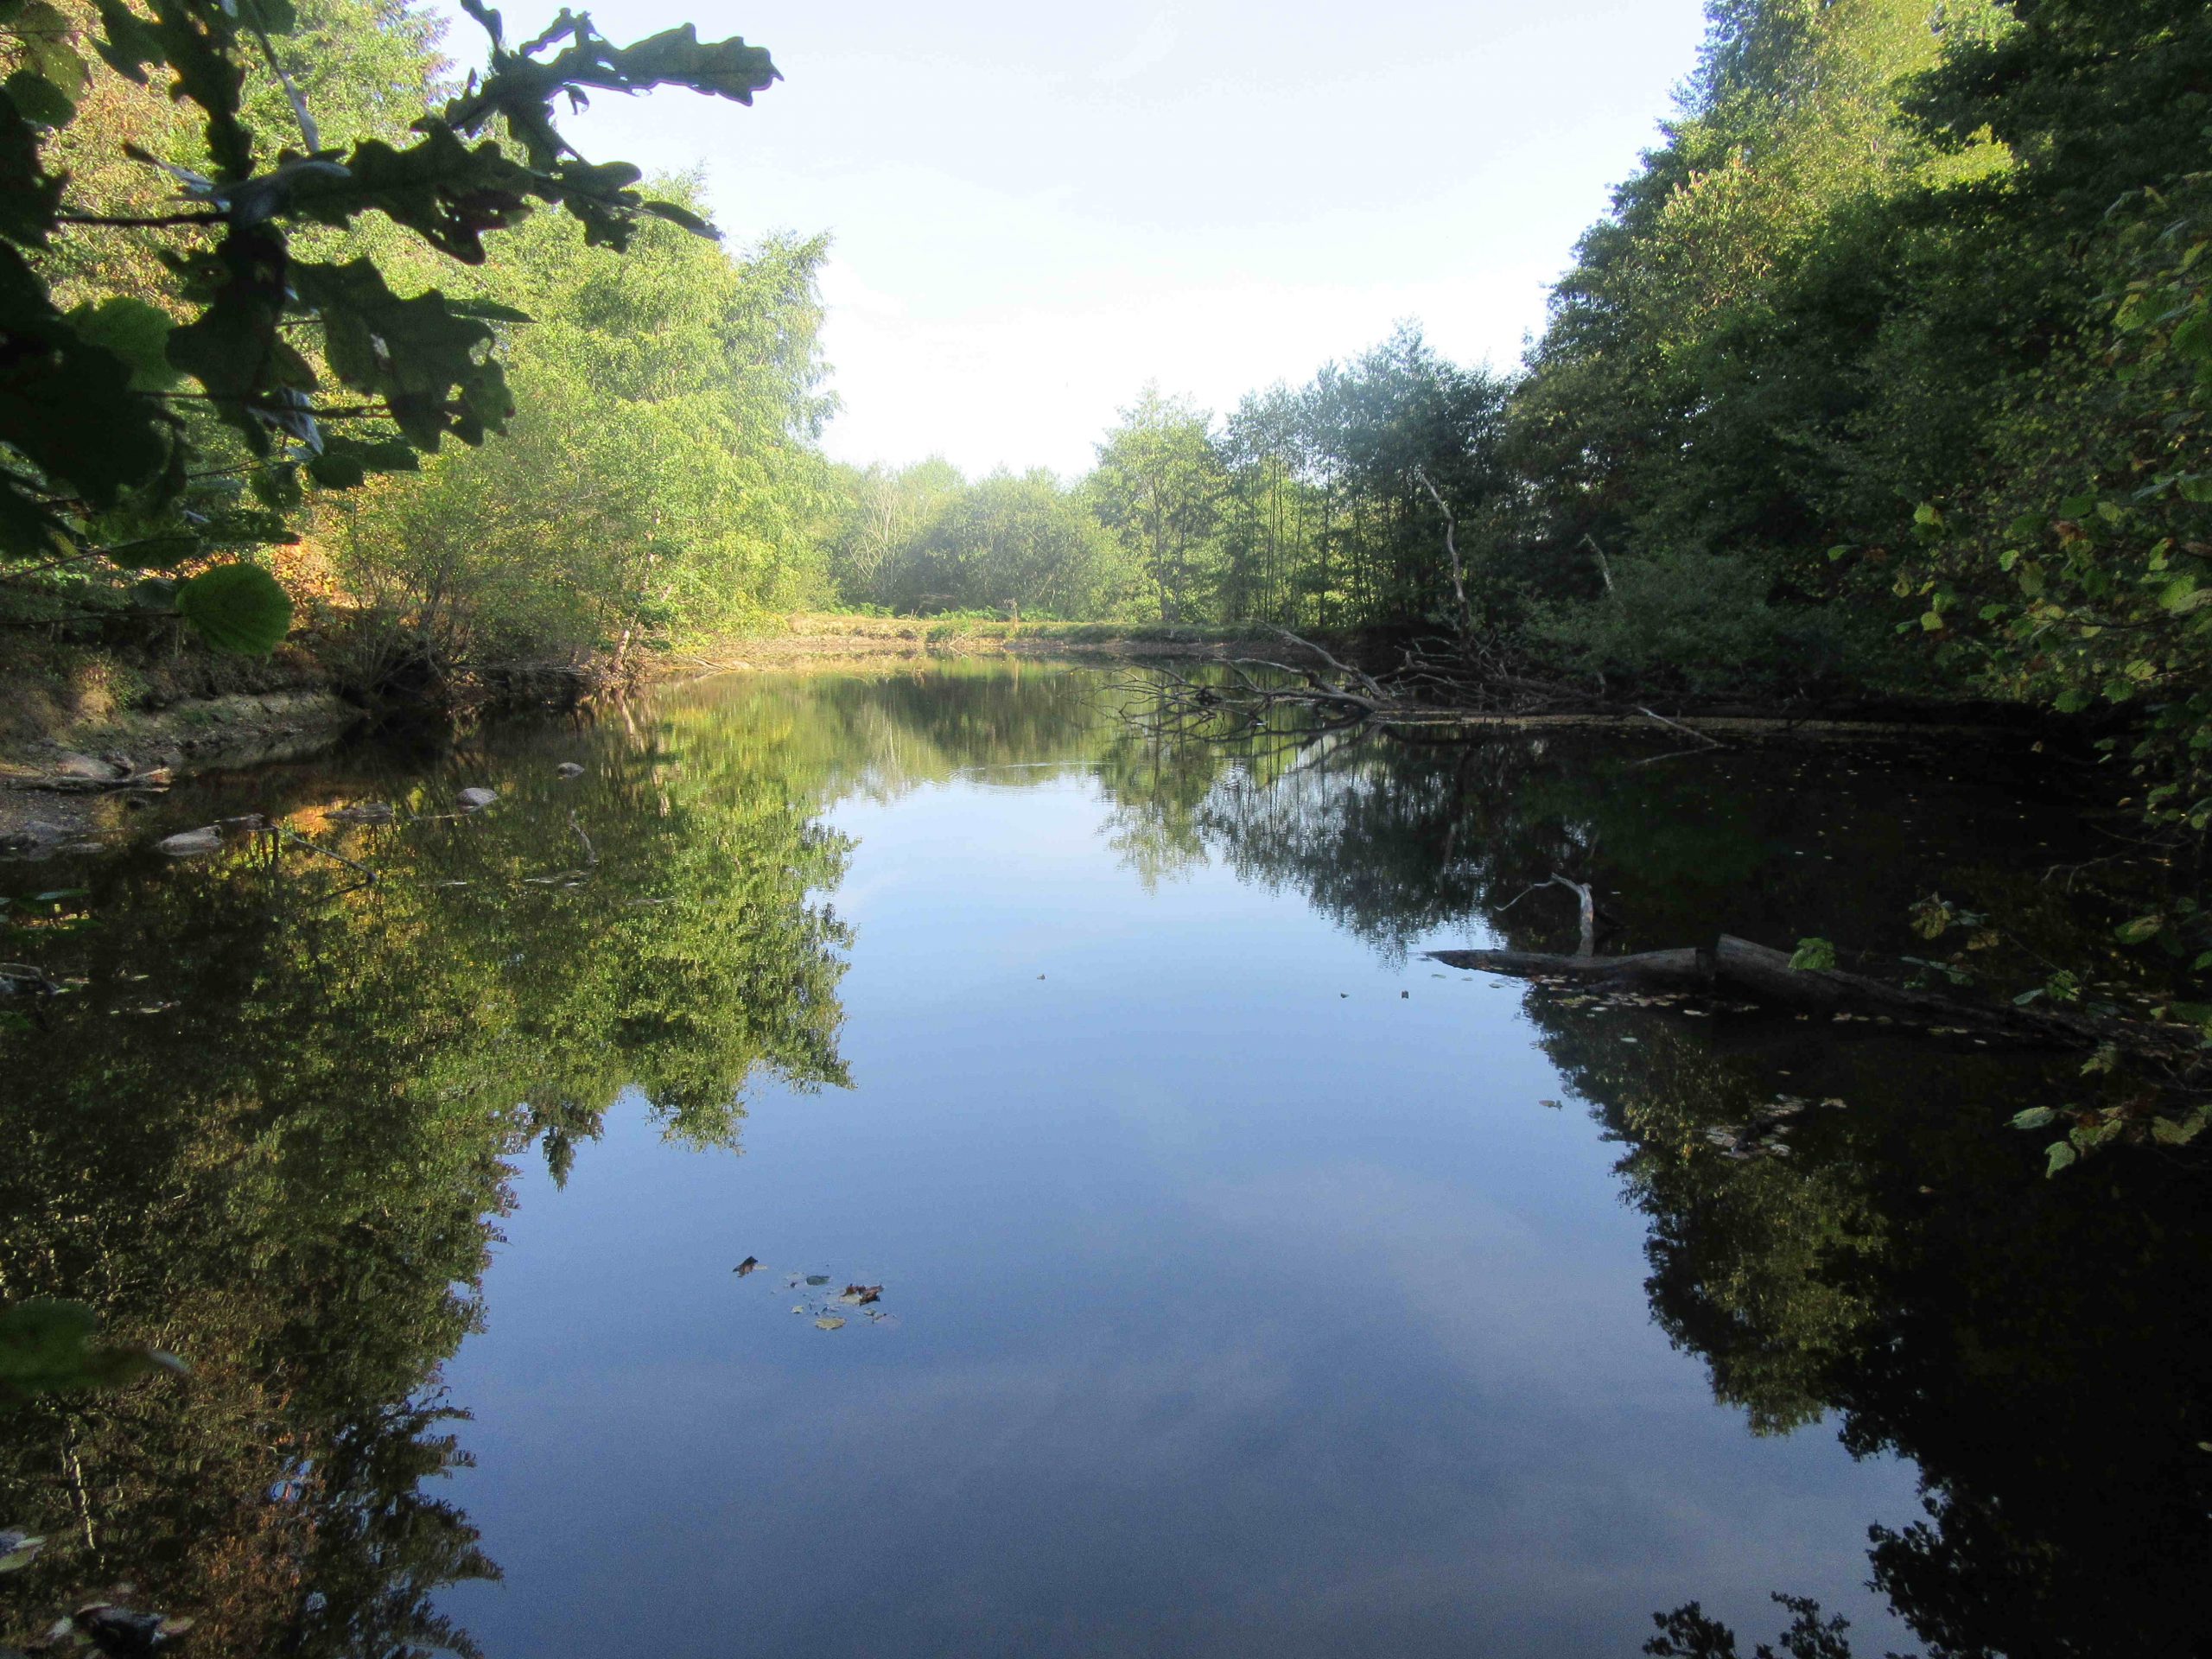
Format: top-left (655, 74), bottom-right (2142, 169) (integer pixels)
top-left (0, 0), bottom-right (829, 718)
top-left (8, 0), bottom-right (2203, 747)
top-left (3, 0), bottom-right (2207, 1038)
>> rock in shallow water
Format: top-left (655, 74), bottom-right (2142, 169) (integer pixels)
top-left (157, 825), bottom-right (221, 856)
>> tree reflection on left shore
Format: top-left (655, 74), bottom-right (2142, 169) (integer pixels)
top-left (0, 694), bottom-right (854, 1656)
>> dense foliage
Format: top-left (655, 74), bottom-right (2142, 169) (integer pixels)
top-left (0, 0), bottom-right (828, 678)
top-left (821, 333), bottom-right (1511, 632)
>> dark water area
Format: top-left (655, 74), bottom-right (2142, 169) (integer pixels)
top-left (1, 665), bottom-right (2205, 1659)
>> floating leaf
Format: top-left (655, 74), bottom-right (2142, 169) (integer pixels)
top-left (813, 1316), bottom-right (845, 1332)
top-left (0, 1299), bottom-right (186, 1400)
top-left (0, 1529), bottom-right (42, 1573)
top-left (733, 1256), bottom-right (758, 1276)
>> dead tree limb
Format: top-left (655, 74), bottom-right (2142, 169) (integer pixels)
top-left (1428, 933), bottom-right (2190, 1054)
top-left (275, 825), bottom-right (378, 882)
top-left (1638, 707), bottom-right (1729, 750)
top-left (1578, 533), bottom-right (1617, 595)
top-left (1266, 626), bottom-right (1390, 702)
top-left (1412, 466), bottom-right (1474, 638)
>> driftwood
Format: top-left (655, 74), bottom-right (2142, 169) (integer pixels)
top-left (1428, 933), bottom-right (2184, 1054)
top-left (10, 766), bottom-right (173, 795)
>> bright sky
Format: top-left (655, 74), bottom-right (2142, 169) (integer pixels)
top-left (428, 0), bottom-right (1711, 477)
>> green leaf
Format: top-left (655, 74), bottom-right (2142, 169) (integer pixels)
top-left (287, 129), bottom-right (535, 264)
top-left (0, 249), bottom-right (173, 521)
top-left (306, 450), bottom-right (366, 489)
top-left (0, 1529), bottom-right (44, 1573)
top-left (2151, 1111), bottom-right (2208, 1147)
top-left (166, 227), bottom-right (293, 454)
top-left (290, 259), bottom-right (512, 449)
top-left (2115, 913), bottom-right (2164, 945)
top-left (173, 563), bottom-right (292, 655)
top-left (4, 67), bottom-right (74, 125)
top-left (91, 0), bottom-right (164, 83)
top-left (0, 1299), bottom-right (185, 1401)
top-left (1787, 937), bottom-right (1837, 972)
top-left (2010, 1106), bottom-right (2057, 1130)
top-left (321, 433), bottom-right (420, 474)
top-left (639, 196), bottom-right (714, 237)
top-left (63, 296), bottom-right (181, 391)
top-left (12, 3), bottom-right (86, 98)
top-left (2044, 1141), bottom-right (2077, 1178)
top-left (594, 23), bottom-right (780, 103)
top-left (1920, 611), bottom-right (1945, 632)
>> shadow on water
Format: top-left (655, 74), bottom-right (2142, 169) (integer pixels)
top-left (0, 663), bottom-right (2202, 1656)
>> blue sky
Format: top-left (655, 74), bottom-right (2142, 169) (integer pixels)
top-left (429, 0), bottom-right (1712, 476)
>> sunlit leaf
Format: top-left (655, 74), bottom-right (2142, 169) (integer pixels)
top-left (174, 562), bottom-right (293, 655)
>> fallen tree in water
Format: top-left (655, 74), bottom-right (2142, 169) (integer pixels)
top-left (1114, 629), bottom-right (2034, 748)
top-left (1428, 930), bottom-right (2191, 1057)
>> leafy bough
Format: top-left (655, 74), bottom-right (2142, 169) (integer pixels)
top-left (0, 0), bottom-right (781, 652)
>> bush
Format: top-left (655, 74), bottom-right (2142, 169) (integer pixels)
top-left (1528, 550), bottom-right (1896, 698)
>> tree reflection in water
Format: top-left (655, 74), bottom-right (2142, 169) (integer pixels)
top-left (1, 666), bottom-right (2202, 1657)
top-left (1087, 700), bottom-right (2211, 1659)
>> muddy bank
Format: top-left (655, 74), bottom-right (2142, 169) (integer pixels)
top-left (677, 616), bottom-right (1287, 671)
top-left (1, 690), bottom-right (361, 854)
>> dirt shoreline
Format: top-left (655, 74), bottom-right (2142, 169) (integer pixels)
top-left (0, 690), bottom-right (361, 853)
top-left (665, 616), bottom-right (1300, 671)
top-left (0, 617), bottom-right (2046, 855)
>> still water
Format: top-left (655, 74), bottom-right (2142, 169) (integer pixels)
top-left (1, 666), bottom-right (2203, 1658)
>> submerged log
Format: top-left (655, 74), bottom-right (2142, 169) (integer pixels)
top-left (1428, 934), bottom-right (2178, 1053)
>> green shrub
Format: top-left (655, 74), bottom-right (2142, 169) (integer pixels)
top-left (1529, 550), bottom-right (1898, 697)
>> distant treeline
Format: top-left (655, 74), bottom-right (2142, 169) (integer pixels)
top-left (821, 334), bottom-right (1508, 635)
top-left (828, 0), bottom-right (2212, 764)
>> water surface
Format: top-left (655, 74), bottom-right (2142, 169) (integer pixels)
top-left (2, 666), bottom-right (2202, 1658)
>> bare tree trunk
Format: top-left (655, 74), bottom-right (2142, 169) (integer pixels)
top-left (1414, 467), bottom-right (1474, 637)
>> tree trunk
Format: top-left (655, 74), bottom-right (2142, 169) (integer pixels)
top-left (1428, 934), bottom-right (2185, 1054)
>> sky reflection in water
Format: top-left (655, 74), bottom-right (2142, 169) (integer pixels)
top-left (433, 694), bottom-right (1920, 1659)
top-left (14, 665), bottom-right (2191, 1659)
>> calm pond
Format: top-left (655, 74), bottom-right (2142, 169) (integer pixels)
top-left (1, 665), bottom-right (2203, 1658)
